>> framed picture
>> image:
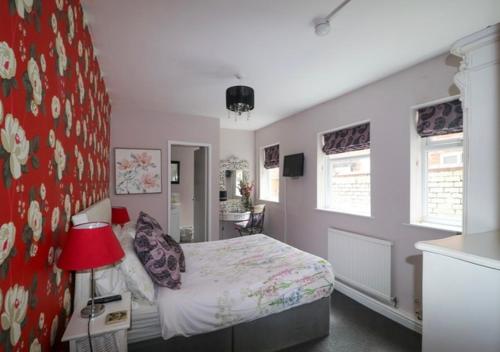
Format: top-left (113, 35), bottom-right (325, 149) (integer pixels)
top-left (171, 161), bottom-right (180, 184)
top-left (114, 148), bottom-right (162, 195)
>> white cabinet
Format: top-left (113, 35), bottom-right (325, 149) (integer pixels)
top-left (62, 292), bottom-right (131, 352)
top-left (170, 205), bottom-right (180, 242)
top-left (416, 232), bottom-right (500, 352)
top-left (416, 24), bottom-right (500, 352)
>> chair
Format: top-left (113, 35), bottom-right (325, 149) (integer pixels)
top-left (235, 204), bottom-right (266, 236)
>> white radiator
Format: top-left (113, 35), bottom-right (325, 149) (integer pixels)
top-left (328, 227), bottom-right (395, 305)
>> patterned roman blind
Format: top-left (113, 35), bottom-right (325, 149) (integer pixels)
top-left (322, 122), bottom-right (370, 155)
top-left (417, 99), bottom-right (463, 137)
top-left (264, 144), bottom-right (280, 169)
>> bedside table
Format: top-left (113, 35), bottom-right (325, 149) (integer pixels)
top-left (62, 292), bottom-right (131, 352)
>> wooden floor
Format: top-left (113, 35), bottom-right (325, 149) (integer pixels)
top-left (281, 291), bottom-right (422, 352)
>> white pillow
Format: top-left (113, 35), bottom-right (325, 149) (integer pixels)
top-left (94, 266), bottom-right (128, 297)
top-left (117, 225), bottom-right (156, 303)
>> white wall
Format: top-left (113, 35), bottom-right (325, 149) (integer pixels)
top-left (220, 129), bottom-right (256, 183)
top-left (255, 53), bottom-right (461, 321)
top-left (171, 145), bottom-right (199, 227)
top-left (110, 104), bottom-right (220, 240)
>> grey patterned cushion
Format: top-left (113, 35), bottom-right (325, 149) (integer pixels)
top-left (136, 211), bottom-right (163, 236)
top-left (134, 212), bottom-right (183, 288)
top-left (135, 211), bottom-right (186, 272)
top-left (163, 233), bottom-right (186, 272)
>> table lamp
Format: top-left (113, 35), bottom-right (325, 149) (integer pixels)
top-left (58, 222), bottom-right (125, 318)
top-left (111, 206), bottom-right (130, 226)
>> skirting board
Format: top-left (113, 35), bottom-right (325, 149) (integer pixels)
top-left (334, 281), bottom-right (422, 334)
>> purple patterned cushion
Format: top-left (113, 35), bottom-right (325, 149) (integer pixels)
top-left (136, 211), bottom-right (186, 273)
top-left (162, 234), bottom-right (186, 272)
top-left (136, 211), bottom-right (163, 236)
top-left (134, 226), bottom-right (181, 289)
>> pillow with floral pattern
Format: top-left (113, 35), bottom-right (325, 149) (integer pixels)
top-left (134, 224), bottom-right (181, 289)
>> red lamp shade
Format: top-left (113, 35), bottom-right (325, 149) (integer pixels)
top-left (58, 222), bottom-right (125, 271)
top-left (112, 206), bottom-right (130, 225)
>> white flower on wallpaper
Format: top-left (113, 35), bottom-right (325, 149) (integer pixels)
top-left (29, 338), bottom-right (41, 352)
top-left (54, 139), bottom-right (66, 180)
top-left (0, 222), bottom-right (15, 267)
top-left (49, 315), bottom-right (58, 347)
top-left (1, 115), bottom-right (30, 180)
top-left (77, 151), bottom-right (84, 180)
top-left (64, 194), bottom-right (71, 231)
top-left (115, 149), bottom-right (162, 195)
top-left (65, 99), bottom-right (72, 137)
top-left (78, 73), bottom-right (84, 104)
top-left (38, 312), bottom-right (44, 330)
top-left (27, 58), bottom-right (42, 106)
top-left (67, 6), bottom-right (75, 43)
top-left (0, 42), bottom-right (16, 80)
top-left (55, 32), bottom-right (67, 76)
top-left (14, 0), bottom-right (33, 19)
top-left (51, 13), bottom-right (57, 33)
top-left (63, 288), bottom-right (71, 315)
top-left (0, 284), bottom-right (29, 346)
top-left (40, 54), bottom-right (46, 73)
top-left (28, 200), bottom-right (42, 242)
top-left (55, 0), bottom-right (63, 11)
top-left (40, 183), bottom-right (46, 200)
top-left (88, 154), bottom-right (94, 180)
top-left (51, 96), bottom-right (60, 119)
top-left (50, 207), bottom-right (59, 233)
top-left (48, 129), bottom-right (55, 148)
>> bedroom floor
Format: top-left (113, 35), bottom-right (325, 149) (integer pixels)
top-left (281, 291), bottom-right (422, 352)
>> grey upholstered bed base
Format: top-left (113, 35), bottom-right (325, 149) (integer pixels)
top-left (128, 296), bottom-right (331, 352)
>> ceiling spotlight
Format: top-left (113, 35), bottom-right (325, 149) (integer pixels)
top-left (314, 0), bottom-right (352, 37)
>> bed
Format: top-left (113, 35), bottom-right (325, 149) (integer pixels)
top-left (72, 199), bottom-right (334, 352)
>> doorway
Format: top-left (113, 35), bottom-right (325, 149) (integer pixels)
top-left (168, 141), bottom-right (211, 243)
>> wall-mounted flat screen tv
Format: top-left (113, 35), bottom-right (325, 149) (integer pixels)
top-left (283, 153), bottom-right (304, 177)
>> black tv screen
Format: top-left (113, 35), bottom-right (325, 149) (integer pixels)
top-left (283, 153), bottom-right (304, 177)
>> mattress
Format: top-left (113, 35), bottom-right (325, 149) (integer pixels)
top-left (156, 234), bottom-right (334, 339)
top-left (128, 300), bottom-right (161, 344)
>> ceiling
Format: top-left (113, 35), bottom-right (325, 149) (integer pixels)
top-left (83, 0), bottom-right (500, 130)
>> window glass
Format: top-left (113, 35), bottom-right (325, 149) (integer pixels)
top-left (320, 149), bottom-right (371, 216)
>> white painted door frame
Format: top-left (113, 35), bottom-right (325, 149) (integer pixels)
top-left (167, 140), bottom-right (212, 242)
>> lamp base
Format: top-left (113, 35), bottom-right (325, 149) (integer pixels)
top-left (80, 303), bottom-right (105, 318)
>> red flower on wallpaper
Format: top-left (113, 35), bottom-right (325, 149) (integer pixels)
top-left (0, 0), bottom-right (111, 350)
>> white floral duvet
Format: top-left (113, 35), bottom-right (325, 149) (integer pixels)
top-left (156, 234), bottom-right (334, 339)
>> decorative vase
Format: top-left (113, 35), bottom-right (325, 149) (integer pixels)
top-left (242, 196), bottom-right (252, 211)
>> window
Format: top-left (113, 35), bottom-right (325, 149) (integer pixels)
top-left (421, 133), bottom-right (463, 227)
top-left (318, 123), bottom-right (371, 216)
top-left (259, 144), bottom-right (279, 202)
top-left (411, 98), bottom-right (463, 230)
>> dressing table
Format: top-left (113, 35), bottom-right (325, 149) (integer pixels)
top-left (219, 156), bottom-right (252, 239)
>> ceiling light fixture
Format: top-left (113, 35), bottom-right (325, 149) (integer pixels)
top-left (315, 0), bottom-right (353, 37)
top-left (226, 74), bottom-right (254, 121)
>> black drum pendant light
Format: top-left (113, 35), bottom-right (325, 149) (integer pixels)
top-left (226, 76), bottom-right (254, 121)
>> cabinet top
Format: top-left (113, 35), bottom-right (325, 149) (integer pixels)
top-left (415, 231), bottom-right (500, 270)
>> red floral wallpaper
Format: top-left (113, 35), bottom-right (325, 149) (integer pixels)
top-left (0, 0), bottom-right (111, 350)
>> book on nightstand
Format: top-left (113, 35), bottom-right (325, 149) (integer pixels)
top-left (105, 310), bottom-right (127, 325)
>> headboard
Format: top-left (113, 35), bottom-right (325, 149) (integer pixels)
top-left (71, 198), bottom-right (112, 310)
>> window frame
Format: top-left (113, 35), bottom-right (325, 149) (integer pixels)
top-left (317, 120), bottom-right (372, 217)
top-left (421, 134), bottom-right (463, 227)
top-left (409, 95), bottom-right (463, 232)
top-left (258, 144), bottom-right (280, 203)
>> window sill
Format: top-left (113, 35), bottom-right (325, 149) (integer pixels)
top-left (404, 222), bottom-right (462, 233)
top-left (315, 208), bottom-right (374, 219)
top-left (258, 199), bottom-right (280, 204)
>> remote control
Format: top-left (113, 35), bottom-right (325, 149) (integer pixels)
top-left (87, 294), bottom-right (122, 306)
